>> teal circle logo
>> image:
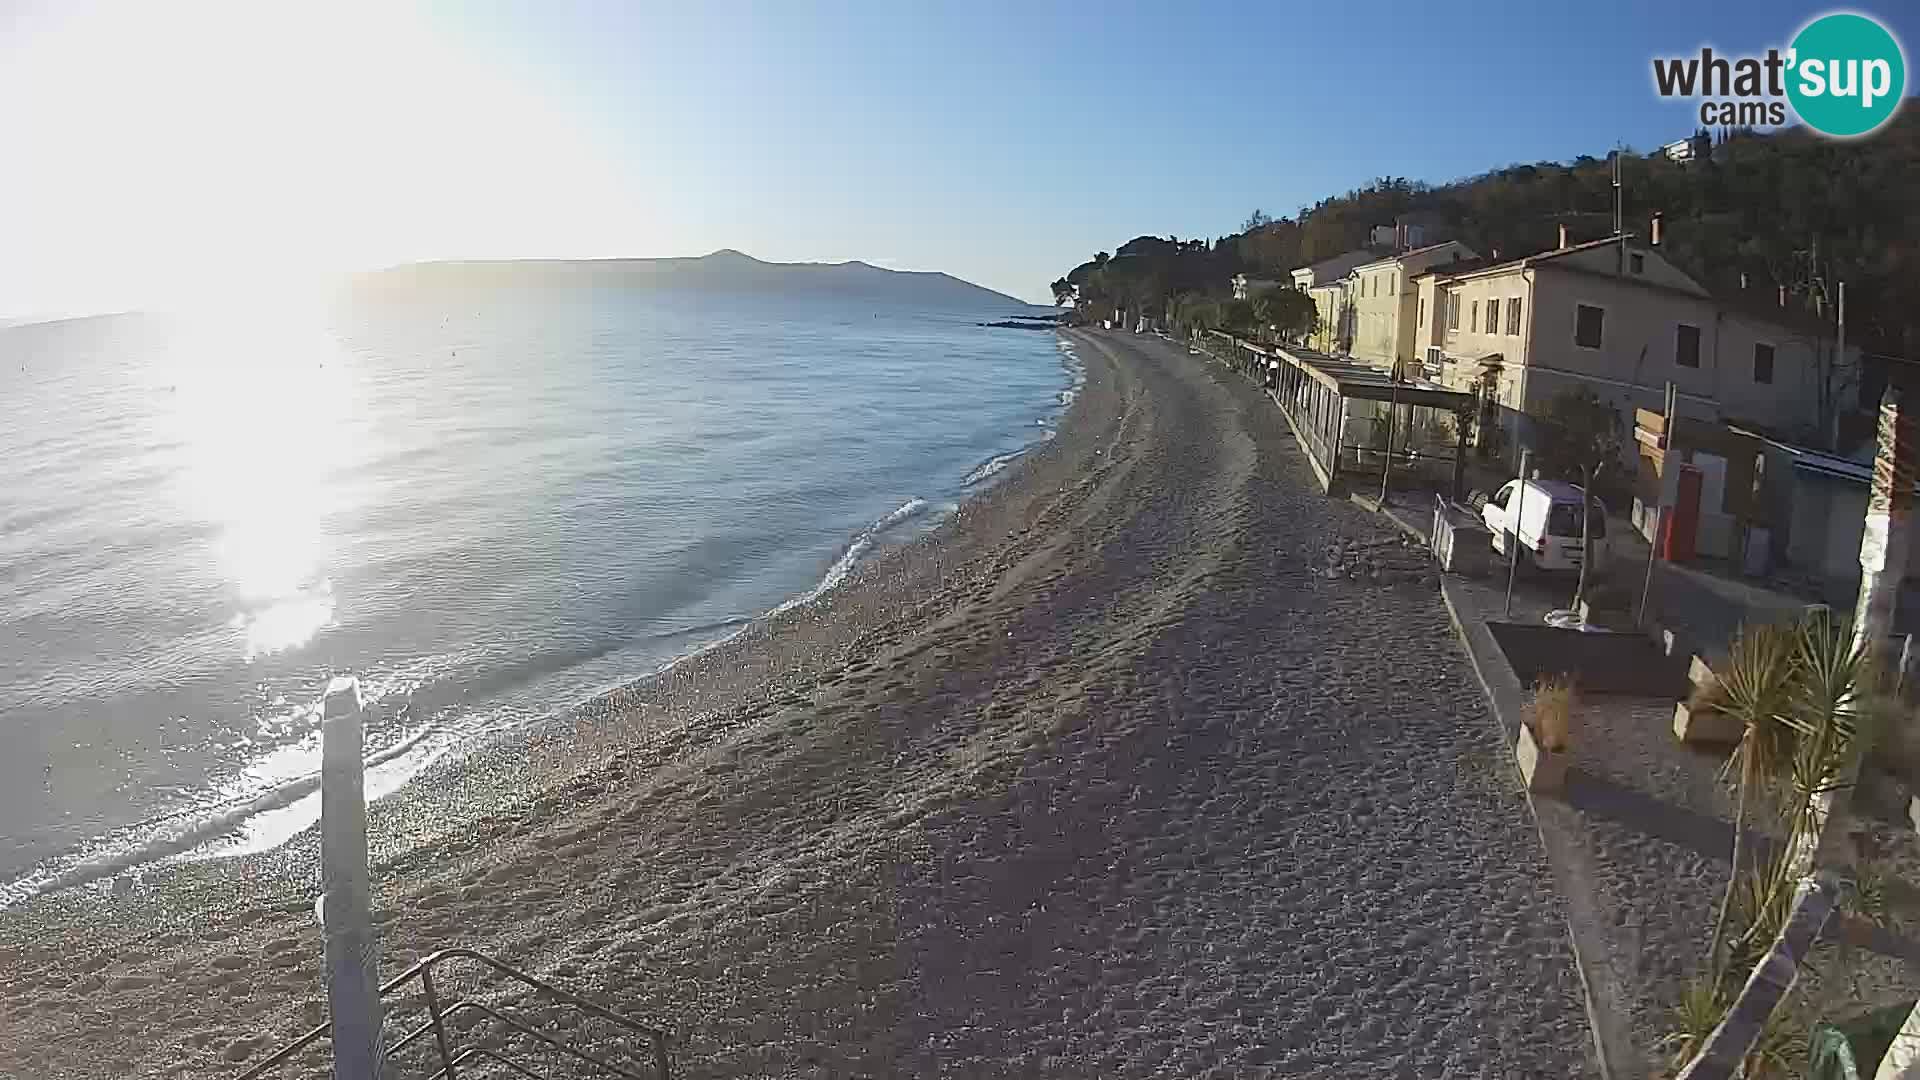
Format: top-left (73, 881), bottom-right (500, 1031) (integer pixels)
top-left (1787, 13), bottom-right (1906, 137)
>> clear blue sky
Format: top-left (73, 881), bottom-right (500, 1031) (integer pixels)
top-left (1, 0), bottom-right (1914, 316)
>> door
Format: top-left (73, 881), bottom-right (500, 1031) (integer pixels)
top-left (1484, 482), bottom-right (1518, 551)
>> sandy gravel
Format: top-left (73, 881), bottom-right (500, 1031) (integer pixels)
top-left (0, 330), bottom-right (1594, 1078)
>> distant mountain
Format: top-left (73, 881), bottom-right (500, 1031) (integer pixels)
top-left (359, 250), bottom-right (1030, 311)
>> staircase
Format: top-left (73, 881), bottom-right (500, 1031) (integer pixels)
top-left (237, 948), bottom-right (671, 1079)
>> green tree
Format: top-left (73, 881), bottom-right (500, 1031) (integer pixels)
top-left (1049, 278), bottom-right (1075, 306)
top-left (1253, 288), bottom-right (1318, 342)
top-left (1221, 298), bottom-right (1256, 335)
top-left (1530, 388), bottom-right (1625, 483)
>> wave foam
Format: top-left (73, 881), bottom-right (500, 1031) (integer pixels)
top-left (772, 498), bottom-right (928, 615)
top-left (962, 450), bottom-right (1026, 487)
top-left (0, 724), bottom-right (434, 908)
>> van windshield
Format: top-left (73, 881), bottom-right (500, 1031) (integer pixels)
top-left (1546, 502), bottom-right (1606, 539)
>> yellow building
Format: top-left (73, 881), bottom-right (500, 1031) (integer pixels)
top-left (1343, 241), bottom-right (1478, 370)
top-left (1410, 232), bottom-right (1854, 456)
top-left (1288, 250), bottom-right (1373, 354)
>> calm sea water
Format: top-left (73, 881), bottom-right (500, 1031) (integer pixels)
top-left (0, 282), bottom-right (1073, 901)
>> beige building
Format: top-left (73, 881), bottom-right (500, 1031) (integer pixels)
top-left (1342, 241), bottom-right (1479, 370)
top-left (1288, 250), bottom-right (1373, 354)
top-left (1411, 233), bottom-right (1855, 460)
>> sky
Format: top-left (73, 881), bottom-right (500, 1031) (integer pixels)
top-left (1, 0), bottom-right (1915, 318)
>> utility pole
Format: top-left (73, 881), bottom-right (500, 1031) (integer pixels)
top-left (1859, 388), bottom-right (1920, 1080)
top-left (1378, 360), bottom-right (1401, 507)
top-left (1835, 280), bottom-right (1847, 452)
top-left (1613, 147), bottom-right (1626, 276)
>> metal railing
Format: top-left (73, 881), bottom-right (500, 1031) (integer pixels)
top-left (238, 947), bottom-right (671, 1080)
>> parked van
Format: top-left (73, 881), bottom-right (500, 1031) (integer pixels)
top-left (1480, 478), bottom-right (1607, 572)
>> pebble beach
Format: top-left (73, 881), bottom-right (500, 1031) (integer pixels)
top-left (0, 329), bottom-right (1597, 1078)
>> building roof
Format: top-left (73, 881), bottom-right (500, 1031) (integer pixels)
top-left (1289, 249), bottom-right (1374, 284)
top-left (1709, 283), bottom-right (1837, 339)
top-left (1410, 235), bottom-right (1644, 282)
top-left (1351, 240), bottom-right (1474, 273)
top-left (1273, 343), bottom-right (1474, 409)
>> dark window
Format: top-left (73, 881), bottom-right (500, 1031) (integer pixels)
top-left (1506, 298), bottom-right (1523, 335)
top-left (1575, 304), bottom-right (1604, 348)
top-left (1418, 297), bottom-right (1425, 325)
top-left (1754, 342), bottom-right (1775, 384)
top-left (1486, 298), bottom-right (1500, 335)
top-left (1677, 324), bottom-right (1701, 368)
top-left (1470, 300), bottom-right (1479, 332)
top-left (1448, 293), bottom-right (1461, 330)
top-left (1630, 253), bottom-right (1645, 274)
top-left (1547, 502), bottom-right (1608, 539)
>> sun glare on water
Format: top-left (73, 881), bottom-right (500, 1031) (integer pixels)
top-left (156, 297), bottom-right (358, 659)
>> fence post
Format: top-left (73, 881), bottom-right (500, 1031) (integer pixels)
top-left (320, 677), bottom-right (385, 1080)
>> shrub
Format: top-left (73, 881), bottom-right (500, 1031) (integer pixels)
top-left (1531, 674), bottom-right (1577, 752)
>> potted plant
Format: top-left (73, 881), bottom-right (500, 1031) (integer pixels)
top-left (1516, 674), bottom-right (1576, 793)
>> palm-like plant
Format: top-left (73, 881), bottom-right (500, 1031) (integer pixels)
top-left (1778, 608), bottom-right (1879, 879)
top-left (1706, 621), bottom-right (1800, 979)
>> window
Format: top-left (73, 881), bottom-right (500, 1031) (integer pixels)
top-left (1447, 292), bottom-right (1460, 330)
top-left (1470, 300), bottom-right (1479, 332)
top-left (1418, 296), bottom-right (1425, 325)
top-left (1486, 298), bottom-right (1500, 335)
top-left (1676, 324), bottom-right (1701, 368)
top-left (1574, 304), bottom-right (1604, 348)
top-left (1754, 342), bottom-right (1775, 384)
top-left (1506, 298), bottom-right (1523, 335)
top-left (1630, 253), bottom-right (1645, 274)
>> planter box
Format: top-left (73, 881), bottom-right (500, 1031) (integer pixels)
top-left (1673, 701), bottom-right (1743, 744)
top-left (1688, 654), bottom-right (1720, 691)
top-left (1515, 722), bottom-right (1569, 794)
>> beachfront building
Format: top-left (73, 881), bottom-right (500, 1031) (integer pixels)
top-left (1231, 274), bottom-right (1285, 301)
top-left (1288, 249), bottom-right (1373, 355)
top-left (1411, 227), bottom-right (1856, 467)
top-left (1343, 241), bottom-right (1479, 371)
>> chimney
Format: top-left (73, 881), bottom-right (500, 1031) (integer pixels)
top-left (1650, 213), bottom-right (1663, 247)
top-left (1558, 223), bottom-right (1570, 250)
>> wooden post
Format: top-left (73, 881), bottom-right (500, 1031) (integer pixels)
top-left (1676, 877), bottom-right (1836, 1080)
top-left (1637, 381), bottom-right (1677, 627)
top-left (321, 677), bottom-right (385, 1080)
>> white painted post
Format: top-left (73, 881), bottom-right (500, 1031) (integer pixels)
top-left (320, 677), bottom-right (385, 1080)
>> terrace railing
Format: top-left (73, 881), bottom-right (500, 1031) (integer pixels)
top-left (237, 946), bottom-right (672, 1080)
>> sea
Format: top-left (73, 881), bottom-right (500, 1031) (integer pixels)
top-left (0, 279), bottom-right (1077, 904)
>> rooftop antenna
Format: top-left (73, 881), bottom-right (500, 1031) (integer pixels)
top-left (1612, 144), bottom-right (1626, 275)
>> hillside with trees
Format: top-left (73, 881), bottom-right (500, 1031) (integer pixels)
top-left (1057, 113), bottom-right (1920, 365)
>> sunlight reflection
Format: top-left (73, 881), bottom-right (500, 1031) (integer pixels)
top-left (156, 294), bottom-right (356, 657)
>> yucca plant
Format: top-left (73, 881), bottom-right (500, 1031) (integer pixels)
top-left (1658, 976), bottom-right (1730, 1071)
top-left (1706, 621), bottom-right (1800, 980)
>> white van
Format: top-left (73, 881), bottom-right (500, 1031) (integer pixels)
top-left (1480, 478), bottom-right (1608, 572)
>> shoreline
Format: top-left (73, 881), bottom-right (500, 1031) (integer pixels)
top-left (0, 335), bottom-right (1084, 911)
top-left (0, 330), bottom-right (1592, 1079)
